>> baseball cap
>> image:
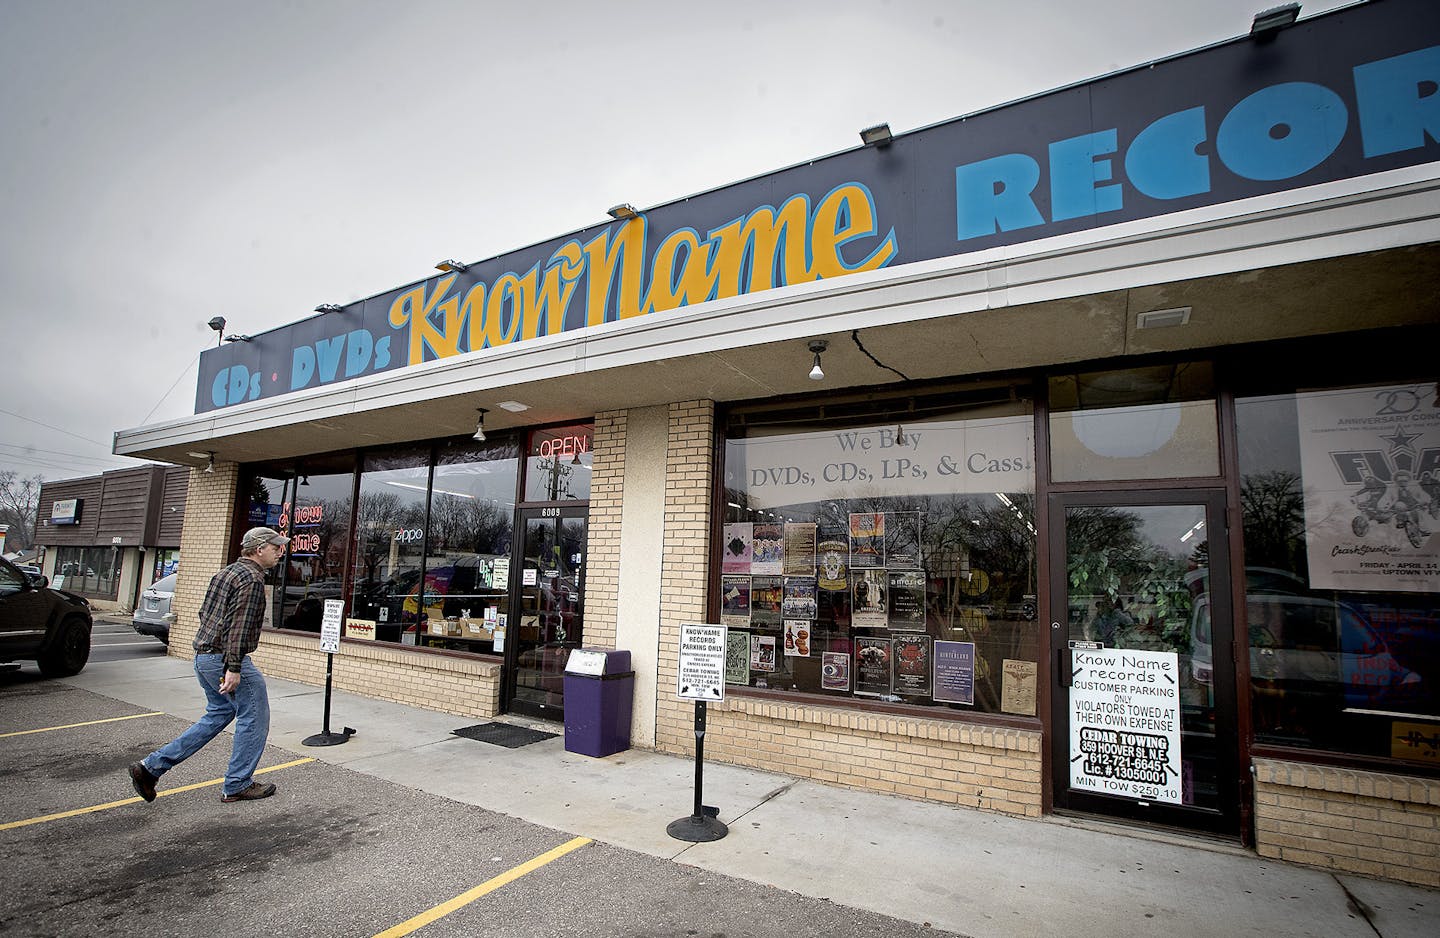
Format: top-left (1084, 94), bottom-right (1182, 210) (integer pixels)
top-left (241, 526), bottom-right (291, 551)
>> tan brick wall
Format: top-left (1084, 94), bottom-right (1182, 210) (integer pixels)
top-left (654, 400), bottom-right (716, 753)
top-left (645, 399), bottom-right (1042, 818)
top-left (167, 462), bottom-right (242, 660)
top-left (1253, 758), bottom-right (1440, 888)
top-left (251, 631), bottom-right (502, 719)
top-left (583, 409), bottom-right (627, 652)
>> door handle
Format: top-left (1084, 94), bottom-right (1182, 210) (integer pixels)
top-left (1057, 647), bottom-right (1073, 688)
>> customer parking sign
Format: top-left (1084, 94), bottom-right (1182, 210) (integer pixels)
top-left (1069, 648), bottom-right (1182, 804)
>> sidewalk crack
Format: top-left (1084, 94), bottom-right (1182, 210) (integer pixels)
top-left (1333, 874), bottom-right (1382, 938)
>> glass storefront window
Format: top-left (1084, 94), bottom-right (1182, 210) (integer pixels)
top-left (1049, 364), bottom-right (1219, 482)
top-left (276, 456), bottom-right (354, 632)
top-left (348, 447), bottom-right (430, 644)
top-left (52, 546), bottom-right (118, 599)
top-left (1235, 384), bottom-right (1439, 764)
top-left (248, 471), bottom-right (294, 628)
top-left (721, 396), bottom-right (1039, 715)
top-left (524, 424), bottom-right (592, 502)
top-left (419, 437), bottom-right (520, 653)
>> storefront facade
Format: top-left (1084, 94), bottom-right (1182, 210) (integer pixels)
top-left (117, 1), bottom-right (1438, 885)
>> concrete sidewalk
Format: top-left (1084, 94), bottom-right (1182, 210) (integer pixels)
top-left (66, 651), bottom-right (1438, 938)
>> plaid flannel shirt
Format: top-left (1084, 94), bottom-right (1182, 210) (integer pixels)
top-left (192, 558), bottom-right (267, 672)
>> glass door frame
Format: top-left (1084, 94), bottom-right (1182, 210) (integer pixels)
top-left (1047, 488), bottom-right (1242, 836)
top-left (502, 504), bottom-right (588, 719)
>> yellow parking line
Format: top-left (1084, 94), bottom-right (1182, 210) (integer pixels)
top-left (374, 836), bottom-right (592, 938)
top-left (0, 757), bottom-right (314, 831)
top-left (0, 712), bottom-right (165, 739)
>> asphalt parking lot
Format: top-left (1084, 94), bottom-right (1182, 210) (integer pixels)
top-left (0, 675), bottom-right (959, 938)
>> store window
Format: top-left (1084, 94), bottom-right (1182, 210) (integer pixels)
top-left (276, 455), bottom-right (354, 631)
top-left (1234, 382), bottom-right (1439, 764)
top-left (348, 446), bottom-right (430, 644)
top-left (417, 437), bottom-right (519, 652)
top-left (52, 546), bottom-right (118, 599)
top-left (721, 390), bottom-right (1039, 715)
top-left (1049, 363), bottom-right (1219, 482)
top-left (524, 424), bottom-right (592, 502)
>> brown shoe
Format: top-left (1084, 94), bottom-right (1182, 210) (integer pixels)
top-left (128, 762), bottom-right (157, 803)
top-left (221, 781), bottom-right (276, 802)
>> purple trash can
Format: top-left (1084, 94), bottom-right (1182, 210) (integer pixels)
top-left (562, 649), bottom-right (634, 758)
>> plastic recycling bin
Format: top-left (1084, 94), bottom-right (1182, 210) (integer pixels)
top-left (562, 648), bottom-right (634, 758)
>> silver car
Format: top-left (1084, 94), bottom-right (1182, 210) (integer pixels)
top-left (132, 572), bottom-right (176, 644)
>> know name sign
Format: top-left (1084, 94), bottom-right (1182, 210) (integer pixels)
top-left (676, 623), bottom-right (727, 702)
top-left (1069, 647), bottom-right (1182, 805)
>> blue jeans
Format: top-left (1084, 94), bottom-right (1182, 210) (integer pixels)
top-left (142, 654), bottom-right (270, 797)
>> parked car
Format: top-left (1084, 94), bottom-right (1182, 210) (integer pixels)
top-left (17, 564), bottom-right (41, 579)
top-left (132, 572), bottom-right (177, 645)
top-left (0, 554), bottom-right (93, 676)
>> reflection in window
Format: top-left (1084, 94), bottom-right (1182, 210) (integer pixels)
top-left (348, 447), bottom-right (430, 644)
top-left (524, 424), bottom-right (592, 502)
top-left (1236, 389), bottom-right (1438, 763)
top-left (721, 401), bottom-right (1038, 715)
top-left (276, 459), bottom-right (353, 633)
top-left (52, 547), bottom-right (118, 599)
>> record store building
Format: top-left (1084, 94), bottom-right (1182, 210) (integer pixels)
top-left (116, 1), bottom-right (1439, 886)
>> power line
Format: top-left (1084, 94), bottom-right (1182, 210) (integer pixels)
top-left (0, 442), bottom-right (132, 467)
top-left (138, 348), bottom-right (203, 426)
top-left (0, 408), bottom-right (109, 447)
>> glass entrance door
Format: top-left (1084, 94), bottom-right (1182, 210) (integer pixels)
top-left (1049, 490), bottom-right (1240, 835)
top-left (505, 507), bottom-right (587, 719)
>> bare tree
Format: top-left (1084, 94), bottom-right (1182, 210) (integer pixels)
top-left (0, 470), bottom-right (43, 551)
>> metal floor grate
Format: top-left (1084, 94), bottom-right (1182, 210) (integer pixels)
top-left (452, 722), bottom-right (558, 748)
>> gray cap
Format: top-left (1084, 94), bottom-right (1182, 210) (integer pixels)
top-left (241, 526), bottom-right (290, 551)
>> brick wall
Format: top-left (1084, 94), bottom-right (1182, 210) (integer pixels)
top-left (1253, 759), bottom-right (1440, 887)
top-left (167, 462), bottom-right (240, 659)
top-left (251, 631), bottom-right (502, 719)
top-left (647, 400), bottom-right (1042, 818)
top-left (583, 409), bottom-right (627, 652)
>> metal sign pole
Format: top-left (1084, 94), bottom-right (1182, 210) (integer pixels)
top-left (304, 601), bottom-right (356, 747)
top-left (667, 700), bottom-right (727, 842)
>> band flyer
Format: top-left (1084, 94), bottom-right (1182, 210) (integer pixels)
top-left (750, 575), bottom-right (783, 627)
top-left (783, 522), bottom-right (817, 575)
top-left (750, 634), bottom-right (777, 672)
top-left (851, 567), bottom-right (888, 628)
top-left (722, 522), bottom-right (753, 574)
top-left (887, 570), bottom-right (926, 630)
top-left (885, 510), bottom-right (923, 569)
top-left (849, 512), bottom-right (885, 568)
top-left (855, 637), bottom-right (893, 696)
top-left (752, 522), bottom-right (784, 575)
top-left (783, 619), bottom-right (812, 657)
top-left (893, 635), bottom-right (932, 696)
top-left (725, 629), bottom-right (751, 685)
top-left (782, 576), bottom-right (818, 619)
top-left (817, 535), bottom-right (849, 591)
top-left (933, 640), bottom-right (976, 705)
top-left (721, 575), bottom-right (751, 629)
top-left (821, 651), bottom-right (851, 691)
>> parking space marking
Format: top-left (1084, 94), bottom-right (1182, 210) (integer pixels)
top-left (373, 835), bottom-right (592, 938)
top-left (0, 712), bottom-right (165, 739)
top-left (0, 757), bottom-right (315, 831)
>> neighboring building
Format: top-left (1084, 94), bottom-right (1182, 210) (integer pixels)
top-left (35, 466), bottom-right (187, 613)
top-left (114, 2), bottom-right (1438, 886)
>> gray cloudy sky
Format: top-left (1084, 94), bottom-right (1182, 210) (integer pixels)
top-left (0, 0), bottom-right (1353, 482)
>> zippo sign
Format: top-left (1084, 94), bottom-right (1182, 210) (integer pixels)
top-left (197, 0), bottom-right (1440, 414)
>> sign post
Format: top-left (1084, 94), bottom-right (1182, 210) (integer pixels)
top-left (667, 623), bottom-right (728, 843)
top-left (303, 599), bottom-right (356, 747)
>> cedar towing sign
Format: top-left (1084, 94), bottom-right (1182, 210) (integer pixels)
top-left (197, 0), bottom-right (1439, 413)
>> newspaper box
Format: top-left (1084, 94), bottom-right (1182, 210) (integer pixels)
top-left (562, 648), bottom-right (634, 758)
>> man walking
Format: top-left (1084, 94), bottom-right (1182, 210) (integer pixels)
top-left (128, 526), bottom-right (289, 804)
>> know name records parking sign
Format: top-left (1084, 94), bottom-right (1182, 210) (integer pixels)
top-left (1069, 647), bottom-right (1182, 804)
top-left (676, 623), bottom-right (726, 701)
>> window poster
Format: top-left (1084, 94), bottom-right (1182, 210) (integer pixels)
top-left (726, 629), bottom-right (751, 684)
top-left (884, 511), bottom-right (922, 569)
top-left (784, 619), bottom-right (812, 656)
top-left (721, 575), bottom-right (751, 629)
top-left (1000, 658), bottom-right (1038, 715)
top-left (783, 522), bottom-right (817, 576)
top-left (933, 641), bottom-right (975, 705)
top-left (849, 512), bottom-right (885, 568)
top-left (817, 535), bottom-right (849, 591)
top-left (1295, 383), bottom-right (1439, 593)
top-left (855, 637), bottom-right (893, 697)
top-left (893, 634), bottom-right (932, 697)
top-left (851, 567), bottom-right (888, 628)
top-left (821, 650), bottom-right (851, 691)
top-left (752, 522), bottom-right (784, 575)
top-left (722, 522), bottom-right (753, 574)
top-left (751, 633), bottom-right (777, 672)
top-left (887, 570), bottom-right (926, 630)
top-left (750, 575), bottom-right (783, 628)
top-left (782, 576), bottom-right (818, 619)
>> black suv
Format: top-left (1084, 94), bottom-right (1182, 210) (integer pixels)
top-left (0, 555), bottom-right (93, 676)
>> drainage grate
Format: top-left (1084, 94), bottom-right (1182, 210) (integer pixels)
top-left (452, 723), bottom-right (558, 748)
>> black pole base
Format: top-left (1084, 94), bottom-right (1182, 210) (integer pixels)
top-left (667, 813), bottom-right (728, 843)
top-left (302, 727), bottom-right (356, 747)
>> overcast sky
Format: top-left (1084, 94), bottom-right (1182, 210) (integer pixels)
top-left (0, 0), bottom-right (1356, 482)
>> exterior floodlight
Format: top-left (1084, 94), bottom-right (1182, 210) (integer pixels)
top-left (315, 303), bottom-right (343, 314)
top-left (607, 203), bottom-right (639, 220)
top-left (208, 316), bottom-right (227, 346)
top-left (436, 259), bottom-right (469, 273)
top-left (808, 339), bottom-right (828, 381)
top-left (859, 123), bottom-right (893, 147)
top-left (204, 452), bottom-right (215, 474)
top-left (223, 334), bottom-right (252, 343)
top-left (472, 407), bottom-right (488, 443)
top-left (1251, 3), bottom-right (1300, 37)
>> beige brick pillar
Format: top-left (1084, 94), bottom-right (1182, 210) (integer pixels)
top-left (583, 410), bottom-right (626, 652)
top-left (654, 400), bottom-right (715, 756)
top-left (168, 461), bottom-right (241, 660)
